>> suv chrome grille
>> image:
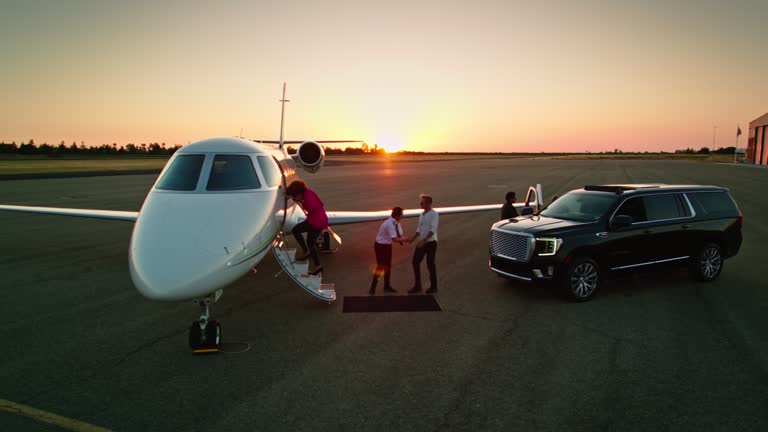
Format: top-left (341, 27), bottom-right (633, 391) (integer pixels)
top-left (491, 230), bottom-right (532, 262)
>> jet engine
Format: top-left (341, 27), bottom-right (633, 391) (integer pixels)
top-left (296, 141), bottom-right (325, 173)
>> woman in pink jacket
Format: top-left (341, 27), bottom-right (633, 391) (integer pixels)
top-left (286, 180), bottom-right (328, 275)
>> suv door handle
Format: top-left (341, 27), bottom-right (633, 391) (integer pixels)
top-left (643, 229), bottom-right (654, 234)
top-left (681, 224), bottom-right (691, 229)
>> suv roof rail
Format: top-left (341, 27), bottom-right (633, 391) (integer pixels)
top-left (583, 184), bottom-right (663, 194)
top-left (583, 185), bottom-right (628, 194)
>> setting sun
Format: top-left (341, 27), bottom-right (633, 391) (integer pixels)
top-left (375, 136), bottom-right (406, 153)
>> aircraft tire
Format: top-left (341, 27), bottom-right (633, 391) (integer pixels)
top-left (189, 321), bottom-right (203, 350)
top-left (206, 320), bottom-right (222, 349)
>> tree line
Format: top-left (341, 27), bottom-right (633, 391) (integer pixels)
top-left (0, 139), bottom-right (373, 157)
top-left (0, 140), bottom-right (182, 156)
top-left (286, 142), bottom-right (388, 156)
top-left (674, 146), bottom-right (737, 155)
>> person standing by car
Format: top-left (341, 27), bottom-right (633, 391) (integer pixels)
top-left (370, 207), bottom-right (408, 295)
top-left (408, 194), bottom-right (439, 294)
top-left (501, 191), bottom-right (518, 219)
top-left (286, 180), bottom-right (327, 275)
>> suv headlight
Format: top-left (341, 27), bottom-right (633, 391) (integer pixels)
top-left (535, 237), bottom-right (563, 256)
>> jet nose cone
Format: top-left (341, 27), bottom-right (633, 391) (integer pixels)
top-left (128, 190), bottom-right (276, 301)
top-left (129, 216), bottom-right (238, 301)
top-left (129, 224), bottom-right (219, 301)
top-left (128, 244), bottom-right (210, 301)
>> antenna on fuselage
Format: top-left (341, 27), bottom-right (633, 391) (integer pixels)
top-left (278, 82), bottom-right (290, 151)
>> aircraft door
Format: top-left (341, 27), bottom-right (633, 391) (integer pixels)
top-left (272, 156), bottom-right (289, 230)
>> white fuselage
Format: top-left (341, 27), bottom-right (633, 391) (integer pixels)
top-left (128, 137), bottom-right (306, 301)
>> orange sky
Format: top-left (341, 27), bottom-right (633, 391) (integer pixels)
top-left (1, 0), bottom-right (766, 152)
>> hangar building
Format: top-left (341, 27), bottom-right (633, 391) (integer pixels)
top-left (747, 112), bottom-right (768, 165)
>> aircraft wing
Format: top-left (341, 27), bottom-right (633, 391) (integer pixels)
top-left (327, 204), bottom-right (502, 225)
top-left (0, 202), bottom-right (502, 225)
top-left (327, 185), bottom-right (543, 225)
top-left (0, 205), bottom-right (138, 222)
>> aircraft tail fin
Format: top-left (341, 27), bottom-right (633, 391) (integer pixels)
top-left (278, 82), bottom-right (290, 152)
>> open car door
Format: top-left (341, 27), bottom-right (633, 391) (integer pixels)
top-left (521, 184), bottom-right (544, 216)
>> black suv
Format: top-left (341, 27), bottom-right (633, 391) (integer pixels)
top-left (489, 184), bottom-right (742, 301)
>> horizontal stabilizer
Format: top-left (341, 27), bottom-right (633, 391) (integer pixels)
top-left (254, 140), bottom-right (363, 144)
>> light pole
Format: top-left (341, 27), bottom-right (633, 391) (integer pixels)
top-left (712, 126), bottom-right (718, 150)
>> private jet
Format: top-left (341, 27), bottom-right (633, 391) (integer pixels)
top-left (0, 84), bottom-right (542, 352)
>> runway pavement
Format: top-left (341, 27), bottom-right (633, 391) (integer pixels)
top-left (1, 159), bottom-right (767, 431)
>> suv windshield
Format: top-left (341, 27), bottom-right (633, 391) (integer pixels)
top-left (539, 192), bottom-right (617, 222)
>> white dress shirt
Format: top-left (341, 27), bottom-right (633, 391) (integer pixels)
top-left (375, 217), bottom-right (402, 245)
top-left (416, 209), bottom-right (438, 243)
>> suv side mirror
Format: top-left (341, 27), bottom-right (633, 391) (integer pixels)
top-left (521, 206), bottom-right (534, 216)
top-left (611, 214), bottom-right (633, 230)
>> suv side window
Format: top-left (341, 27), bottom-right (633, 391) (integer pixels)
top-left (615, 197), bottom-right (647, 223)
top-left (687, 191), bottom-right (737, 218)
top-left (643, 194), bottom-right (683, 221)
top-left (676, 194), bottom-right (692, 217)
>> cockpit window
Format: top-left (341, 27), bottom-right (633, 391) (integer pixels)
top-left (257, 156), bottom-right (282, 187)
top-left (155, 154), bottom-right (205, 191)
top-left (206, 155), bottom-right (261, 191)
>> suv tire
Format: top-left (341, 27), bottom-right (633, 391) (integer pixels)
top-left (563, 257), bottom-right (600, 302)
top-left (689, 242), bottom-right (723, 282)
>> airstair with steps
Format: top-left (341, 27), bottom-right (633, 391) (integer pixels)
top-left (271, 232), bottom-right (336, 303)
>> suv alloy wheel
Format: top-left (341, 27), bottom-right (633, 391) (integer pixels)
top-left (689, 242), bottom-right (723, 282)
top-left (564, 257), bottom-right (600, 301)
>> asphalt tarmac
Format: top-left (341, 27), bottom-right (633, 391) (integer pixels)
top-left (1, 159), bottom-right (767, 431)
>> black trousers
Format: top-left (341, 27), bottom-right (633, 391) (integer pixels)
top-left (371, 242), bottom-right (393, 289)
top-left (412, 241), bottom-right (437, 289)
top-left (292, 221), bottom-right (321, 266)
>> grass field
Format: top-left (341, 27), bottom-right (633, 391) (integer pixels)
top-left (0, 157), bottom-right (169, 174)
top-left (0, 153), bottom-right (738, 175)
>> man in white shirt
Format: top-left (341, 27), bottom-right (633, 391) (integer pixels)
top-left (408, 194), bottom-right (439, 294)
top-left (370, 207), bottom-right (407, 295)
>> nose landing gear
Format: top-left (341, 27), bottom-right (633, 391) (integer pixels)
top-left (189, 289), bottom-right (223, 353)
